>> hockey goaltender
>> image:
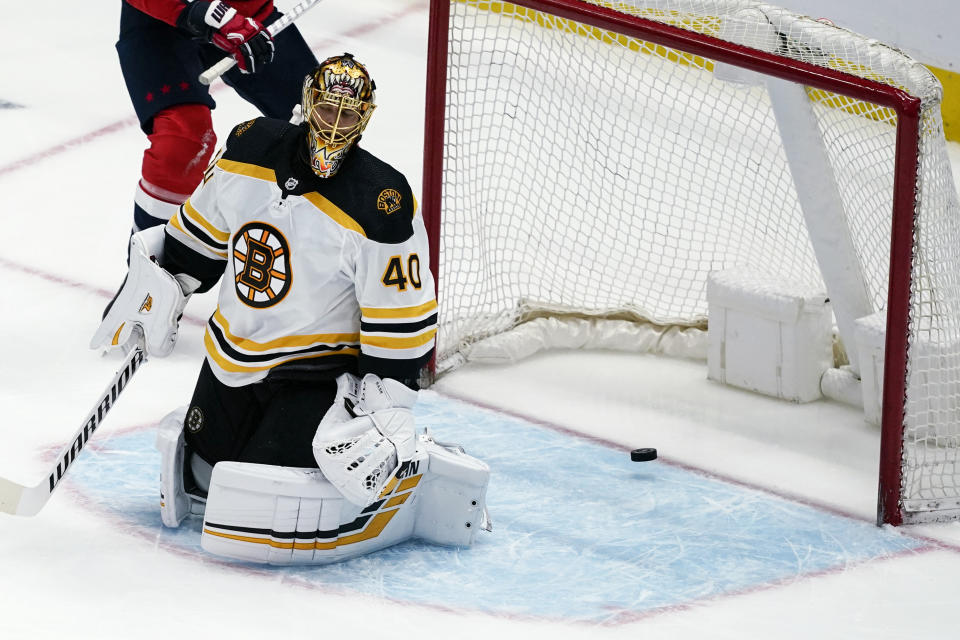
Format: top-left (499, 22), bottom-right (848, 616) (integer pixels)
top-left (91, 54), bottom-right (491, 565)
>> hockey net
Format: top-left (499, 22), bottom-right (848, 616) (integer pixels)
top-left (421, 0), bottom-right (960, 525)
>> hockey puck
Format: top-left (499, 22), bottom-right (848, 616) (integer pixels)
top-left (630, 448), bottom-right (657, 462)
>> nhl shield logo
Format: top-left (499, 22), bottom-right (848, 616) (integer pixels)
top-left (284, 177), bottom-right (299, 191)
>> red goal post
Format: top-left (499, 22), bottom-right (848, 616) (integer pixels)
top-left (420, 0), bottom-right (957, 526)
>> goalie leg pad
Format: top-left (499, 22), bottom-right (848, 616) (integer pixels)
top-left (156, 407), bottom-right (206, 528)
top-left (200, 436), bottom-right (491, 565)
top-left (201, 460), bottom-right (384, 566)
top-left (414, 433), bottom-right (491, 547)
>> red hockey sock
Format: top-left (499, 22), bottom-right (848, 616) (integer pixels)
top-left (141, 104), bottom-right (217, 199)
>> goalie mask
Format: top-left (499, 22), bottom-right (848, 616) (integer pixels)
top-left (302, 53), bottom-right (377, 178)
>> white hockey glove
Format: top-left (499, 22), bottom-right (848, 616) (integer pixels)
top-left (312, 373), bottom-right (419, 506)
top-left (356, 374), bottom-right (419, 461)
top-left (90, 226), bottom-right (192, 358)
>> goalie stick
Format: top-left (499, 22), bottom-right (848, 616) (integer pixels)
top-left (0, 340), bottom-right (146, 516)
top-left (199, 0), bottom-right (325, 85)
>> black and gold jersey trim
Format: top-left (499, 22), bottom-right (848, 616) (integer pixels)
top-left (361, 301), bottom-right (438, 320)
top-left (205, 331), bottom-right (359, 376)
top-left (302, 191), bottom-right (367, 237)
top-left (176, 204), bottom-right (228, 254)
top-left (206, 317), bottom-right (359, 366)
top-left (207, 321), bottom-right (358, 363)
top-left (360, 313), bottom-right (438, 334)
top-left (359, 301), bottom-right (438, 357)
top-left (360, 330), bottom-right (437, 351)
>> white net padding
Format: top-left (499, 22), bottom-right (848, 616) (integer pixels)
top-left (429, 0), bottom-right (960, 523)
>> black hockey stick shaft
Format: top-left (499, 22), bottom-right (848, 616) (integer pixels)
top-left (0, 343), bottom-right (146, 516)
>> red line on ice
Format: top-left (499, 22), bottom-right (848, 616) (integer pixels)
top-left (0, 116), bottom-right (142, 178)
top-left (0, 255), bottom-right (207, 327)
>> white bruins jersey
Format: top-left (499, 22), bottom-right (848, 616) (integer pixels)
top-left (162, 117), bottom-right (436, 387)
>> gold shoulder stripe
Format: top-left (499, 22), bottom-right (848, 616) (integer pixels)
top-left (216, 158), bottom-right (277, 182)
top-left (212, 309), bottom-right (359, 352)
top-left (184, 199), bottom-right (230, 243)
top-left (302, 192), bottom-right (366, 237)
top-left (361, 329), bottom-right (437, 350)
top-left (361, 300), bottom-right (438, 320)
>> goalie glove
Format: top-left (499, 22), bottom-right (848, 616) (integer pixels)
top-left (91, 227), bottom-right (192, 358)
top-left (312, 373), bottom-right (418, 506)
top-left (178, 1), bottom-right (275, 74)
top-left (356, 374), bottom-right (418, 462)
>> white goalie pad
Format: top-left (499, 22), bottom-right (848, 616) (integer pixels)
top-left (414, 431), bottom-right (492, 547)
top-left (201, 432), bottom-right (491, 565)
top-left (90, 226), bottom-right (188, 358)
top-left (155, 407), bottom-right (206, 528)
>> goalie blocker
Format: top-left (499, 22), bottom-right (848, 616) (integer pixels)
top-left (156, 407), bottom-right (491, 565)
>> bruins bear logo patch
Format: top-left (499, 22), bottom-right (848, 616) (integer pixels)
top-left (377, 188), bottom-right (402, 215)
top-left (233, 222), bottom-right (292, 308)
top-left (234, 119), bottom-right (255, 136)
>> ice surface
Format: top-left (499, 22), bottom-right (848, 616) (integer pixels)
top-left (2, 1), bottom-right (960, 639)
top-left (66, 393), bottom-right (927, 624)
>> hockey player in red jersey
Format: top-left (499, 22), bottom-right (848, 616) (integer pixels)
top-left (117, 1), bottom-right (318, 235)
top-left (91, 56), bottom-right (490, 565)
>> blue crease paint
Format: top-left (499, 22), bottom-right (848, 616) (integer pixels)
top-left (69, 392), bottom-right (923, 622)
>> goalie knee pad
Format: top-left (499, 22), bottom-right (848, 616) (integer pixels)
top-left (135, 104), bottom-right (216, 230)
top-left (200, 432), bottom-right (490, 565)
top-left (155, 407), bottom-right (207, 528)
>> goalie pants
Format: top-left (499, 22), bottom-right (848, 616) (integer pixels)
top-left (184, 361), bottom-right (337, 469)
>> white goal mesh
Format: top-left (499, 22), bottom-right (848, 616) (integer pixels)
top-left (425, 0), bottom-right (960, 524)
